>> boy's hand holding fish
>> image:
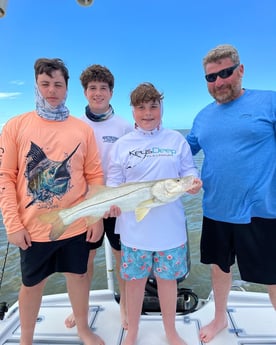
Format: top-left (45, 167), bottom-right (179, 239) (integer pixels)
top-left (103, 205), bottom-right (122, 218)
top-left (185, 177), bottom-right (202, 194)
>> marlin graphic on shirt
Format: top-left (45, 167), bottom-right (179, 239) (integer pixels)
top-left (25, 142), bottom-right (80, 208)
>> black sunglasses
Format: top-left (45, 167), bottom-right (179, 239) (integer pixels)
top-left (205, 63), bottom-right (239, 83)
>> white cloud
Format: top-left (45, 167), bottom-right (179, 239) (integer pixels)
top-left (10, 80), bottom-right (25, 86)
top-left (0, 92), bottom-right (21, 99)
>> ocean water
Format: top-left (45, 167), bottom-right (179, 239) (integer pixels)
top-left (0, 130), bottom-right (267, 307)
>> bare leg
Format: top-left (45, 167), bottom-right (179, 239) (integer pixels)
top-left (19, 279), bottom-right (47, 345)
top-left (112, 248), bottom-right (127, 329)
top-left (65, 249), bottom-right (96, 328)
top-left (122, 278), bottom-right (147, 345)
top-left (199, 264), bottom-right (231, 343)
top-left (65, 271), bottom-right (104, 345)
top-left (267, 284), bottom-right (276, 309)
top-left (157, 277), bottom-right (187, 345)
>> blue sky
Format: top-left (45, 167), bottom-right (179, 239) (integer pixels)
top-left (1, 0), bottom-right (276, 130)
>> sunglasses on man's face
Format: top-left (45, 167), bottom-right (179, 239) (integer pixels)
top-left (205, 63), bottom-right (240, 83)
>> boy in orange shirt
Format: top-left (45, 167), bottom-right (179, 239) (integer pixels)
top-left (0, 58), bottom-right (107, 345)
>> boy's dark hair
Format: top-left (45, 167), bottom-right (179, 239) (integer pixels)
top-left (130, 82), bottom-right (164, 106)
top-left (80, 64), bottom-right (114, 91)
top-left (34, 58), bottom-right (69, 86)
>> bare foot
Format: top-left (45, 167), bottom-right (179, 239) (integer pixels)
top-left (199, 317), bottom-right (228, 343)
top-left (166, 330), bottom-right (187, 345)
top-left (79, 329), bottom-right (105, 345)
top-left (65, 313), bottom-right (76, 328)
top-left (166, 327), bottom-right (187, 345)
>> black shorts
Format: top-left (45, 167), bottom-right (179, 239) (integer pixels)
top-left (201, 216), bottom-right (276, 285)
top-left (20, 232), bottom-right (90, 287)
top-left (89, 217), bottom-right (121, 251)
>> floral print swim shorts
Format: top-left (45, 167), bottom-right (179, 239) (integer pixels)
top-left (120, 243), bottom-right (188, 280)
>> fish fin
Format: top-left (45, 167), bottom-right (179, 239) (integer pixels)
top-left (135, 199), bottom-right (156, 222)
top-left (135, 198), bottom-right (167, 222)
top-left (39, 211), bottom-right (67, 241)
top-left (135, 207), bottom-right (151, 222)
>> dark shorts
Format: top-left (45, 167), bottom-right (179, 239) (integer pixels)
top-left (89, 217), bottom-right (121, 251)
top-left (201, 216), bottom-right (276, 285)
top-left (20, 233), bottom-right (90, 287)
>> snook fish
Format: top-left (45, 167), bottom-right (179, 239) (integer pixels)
top-left (40, 175), bottom-right (196, 241)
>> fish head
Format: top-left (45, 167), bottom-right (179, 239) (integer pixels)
top-left (152, 176), bottom-right (195, 203)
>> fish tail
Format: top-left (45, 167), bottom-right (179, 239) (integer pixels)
top-left (39, 211), bottom-right (67, 241)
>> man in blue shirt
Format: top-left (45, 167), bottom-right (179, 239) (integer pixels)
top-left (187, 44), bottom-right (276, 343)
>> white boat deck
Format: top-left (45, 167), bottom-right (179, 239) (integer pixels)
top-left (0, 289), bottom-right (276, 345)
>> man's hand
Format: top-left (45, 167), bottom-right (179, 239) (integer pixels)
top-left (7, 229), bottom-right (32, 250)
